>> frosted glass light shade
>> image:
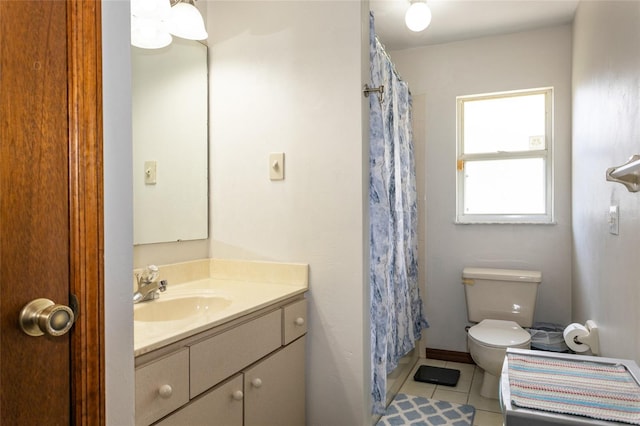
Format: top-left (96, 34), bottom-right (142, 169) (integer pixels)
top-left (131, 16), bottom-right (172, 49)
top-left (405, 2), bottom-right (432, 32)
top-left (167, 2), bottom-right (208, 41)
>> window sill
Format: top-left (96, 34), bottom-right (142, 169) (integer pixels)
top-left (454, 220), bottom-right (557, 225)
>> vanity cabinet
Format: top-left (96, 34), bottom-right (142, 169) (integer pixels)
top-left (135, 297), bottom-right (307, 426)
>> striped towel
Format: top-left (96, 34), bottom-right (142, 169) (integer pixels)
top-left (508, 353), bottom-right (640, 425)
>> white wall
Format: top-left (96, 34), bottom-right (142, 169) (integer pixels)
top-left (572, 1), bottom-right (640, 361)
top-left (207, 2), bottom-right (371, 425)
top-left (389, 26), bottom-right (573, 353)
top-left (102, 0), bottom-right (135, 423)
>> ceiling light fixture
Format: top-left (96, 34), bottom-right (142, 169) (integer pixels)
top-left (405, 0), bottom-right (432, 33)
top-left (131, 0), bottom-right (208, 49)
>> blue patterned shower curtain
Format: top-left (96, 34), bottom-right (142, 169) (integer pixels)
top-left (369, 13), bottom-right (429, 415)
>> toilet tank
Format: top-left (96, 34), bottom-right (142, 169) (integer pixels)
top-left (463, 267), bottom-right (541, 327)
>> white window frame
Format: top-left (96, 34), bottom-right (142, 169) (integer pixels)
top-left (456, 88), bottom-right (554, 224)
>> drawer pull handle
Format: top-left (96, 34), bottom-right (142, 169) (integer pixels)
top-left (251, 378), bottom-right (263, 388)
top-left (232, 390), bottom-right (244, 401)
top-left (294, 317), bottom-right (305, 326)
top-left (158, 384), bottom-right (173, 399)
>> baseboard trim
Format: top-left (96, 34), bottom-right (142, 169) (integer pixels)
top-left (425, 348), bottom-right (475, 364)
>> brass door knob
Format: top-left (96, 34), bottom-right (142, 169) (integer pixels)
top-left (19, 298), bottom-right (75, 337)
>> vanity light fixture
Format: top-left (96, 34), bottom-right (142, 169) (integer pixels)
top-left (131, 16), bottom-right (173, 49)
top-left (131, 0), bottom-right (172, 49)
top-left (166, 0), bottom-right (208, 41)
top-left (131, 0), bottom-right (208, 50)
top-left (405, 0), bottom-right (432, 33)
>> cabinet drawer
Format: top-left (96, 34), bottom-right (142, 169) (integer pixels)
top-left (282, 299), bottom-right (307, 345)
top-left (136, 348), bottom-right (189, 426)
top-left (190, 309), bottom-right (281, 398)
top-left (155, 374), bottom-right (243, 426)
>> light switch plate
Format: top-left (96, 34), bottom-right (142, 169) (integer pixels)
top-left (609, 205), bottom-right (619, 235)
top-left (269, 153), bottom-right (284, 180)
top-left (144, 160), bottom-right (157, 185)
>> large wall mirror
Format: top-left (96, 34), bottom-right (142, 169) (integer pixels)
top-left (132, 38), bottom-right (208, 245)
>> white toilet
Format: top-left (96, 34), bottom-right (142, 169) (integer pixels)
top-left (463, 267), bottom-right (542, 399)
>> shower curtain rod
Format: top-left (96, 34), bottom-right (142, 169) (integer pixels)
top-left (377, 35), bottom-right (410, 91)
top-left (375, 35), bottom-right (404, 82)
top-left (363, 35), bottom-right (411, 105)
top-left (363, 83), bottom-right (384, 104)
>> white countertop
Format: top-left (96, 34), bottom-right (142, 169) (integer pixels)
top-left (134, 278), bottom-right (307, 356)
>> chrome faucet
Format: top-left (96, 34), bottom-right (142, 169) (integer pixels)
top-left (133, 265), bottom-right (167, 304)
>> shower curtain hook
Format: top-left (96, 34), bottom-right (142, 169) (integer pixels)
top-left (363, 84), bottom-right (384, 105)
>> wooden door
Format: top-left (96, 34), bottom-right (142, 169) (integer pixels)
top-left (0, 0), bottom-right (104, 424)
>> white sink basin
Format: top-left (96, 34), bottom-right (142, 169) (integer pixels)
top-left (134, 295), bottom-right (232, 322)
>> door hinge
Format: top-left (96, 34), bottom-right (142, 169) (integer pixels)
top-left (69, 293), bottom-right (79, 318)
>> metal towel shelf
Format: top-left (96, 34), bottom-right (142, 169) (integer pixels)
top-left (606, 154), bottom-right (640, 192)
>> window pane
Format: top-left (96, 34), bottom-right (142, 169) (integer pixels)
top-left (464, 158), bottom-right (545, 214)
top-left (463, 94), bottom-right (546, 154)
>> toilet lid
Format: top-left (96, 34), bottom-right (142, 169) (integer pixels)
top-left (468, 319), bottom-right (531, 348)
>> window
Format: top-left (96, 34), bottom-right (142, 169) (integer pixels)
top-left (456, 88), bottom-right (554, 224)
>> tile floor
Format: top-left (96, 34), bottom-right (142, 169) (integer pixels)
top-left (397, 358), bottom-right (504, 426)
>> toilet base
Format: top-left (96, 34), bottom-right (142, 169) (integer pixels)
top-left (479, 369), bottom-right (499, 399)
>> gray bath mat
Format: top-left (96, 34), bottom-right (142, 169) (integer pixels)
top-left (376, 393), bottom-right (476, 426)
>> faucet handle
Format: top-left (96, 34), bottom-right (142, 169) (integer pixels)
top-left (146, 265), bottom-right (159, 281)
top-left (159, 280), bottom-right (168, 292)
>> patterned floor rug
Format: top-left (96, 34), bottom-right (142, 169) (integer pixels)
top-left (376, 393), bottom-right (476, 426)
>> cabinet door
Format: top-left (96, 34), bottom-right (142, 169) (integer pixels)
top-left (244, 336), bottom-right (306, 426)
top-left (155, 375), bottom-right (243, 426)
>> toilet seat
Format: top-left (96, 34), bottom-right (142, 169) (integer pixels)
top-left (468, 319), bottom-right (531, 348)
